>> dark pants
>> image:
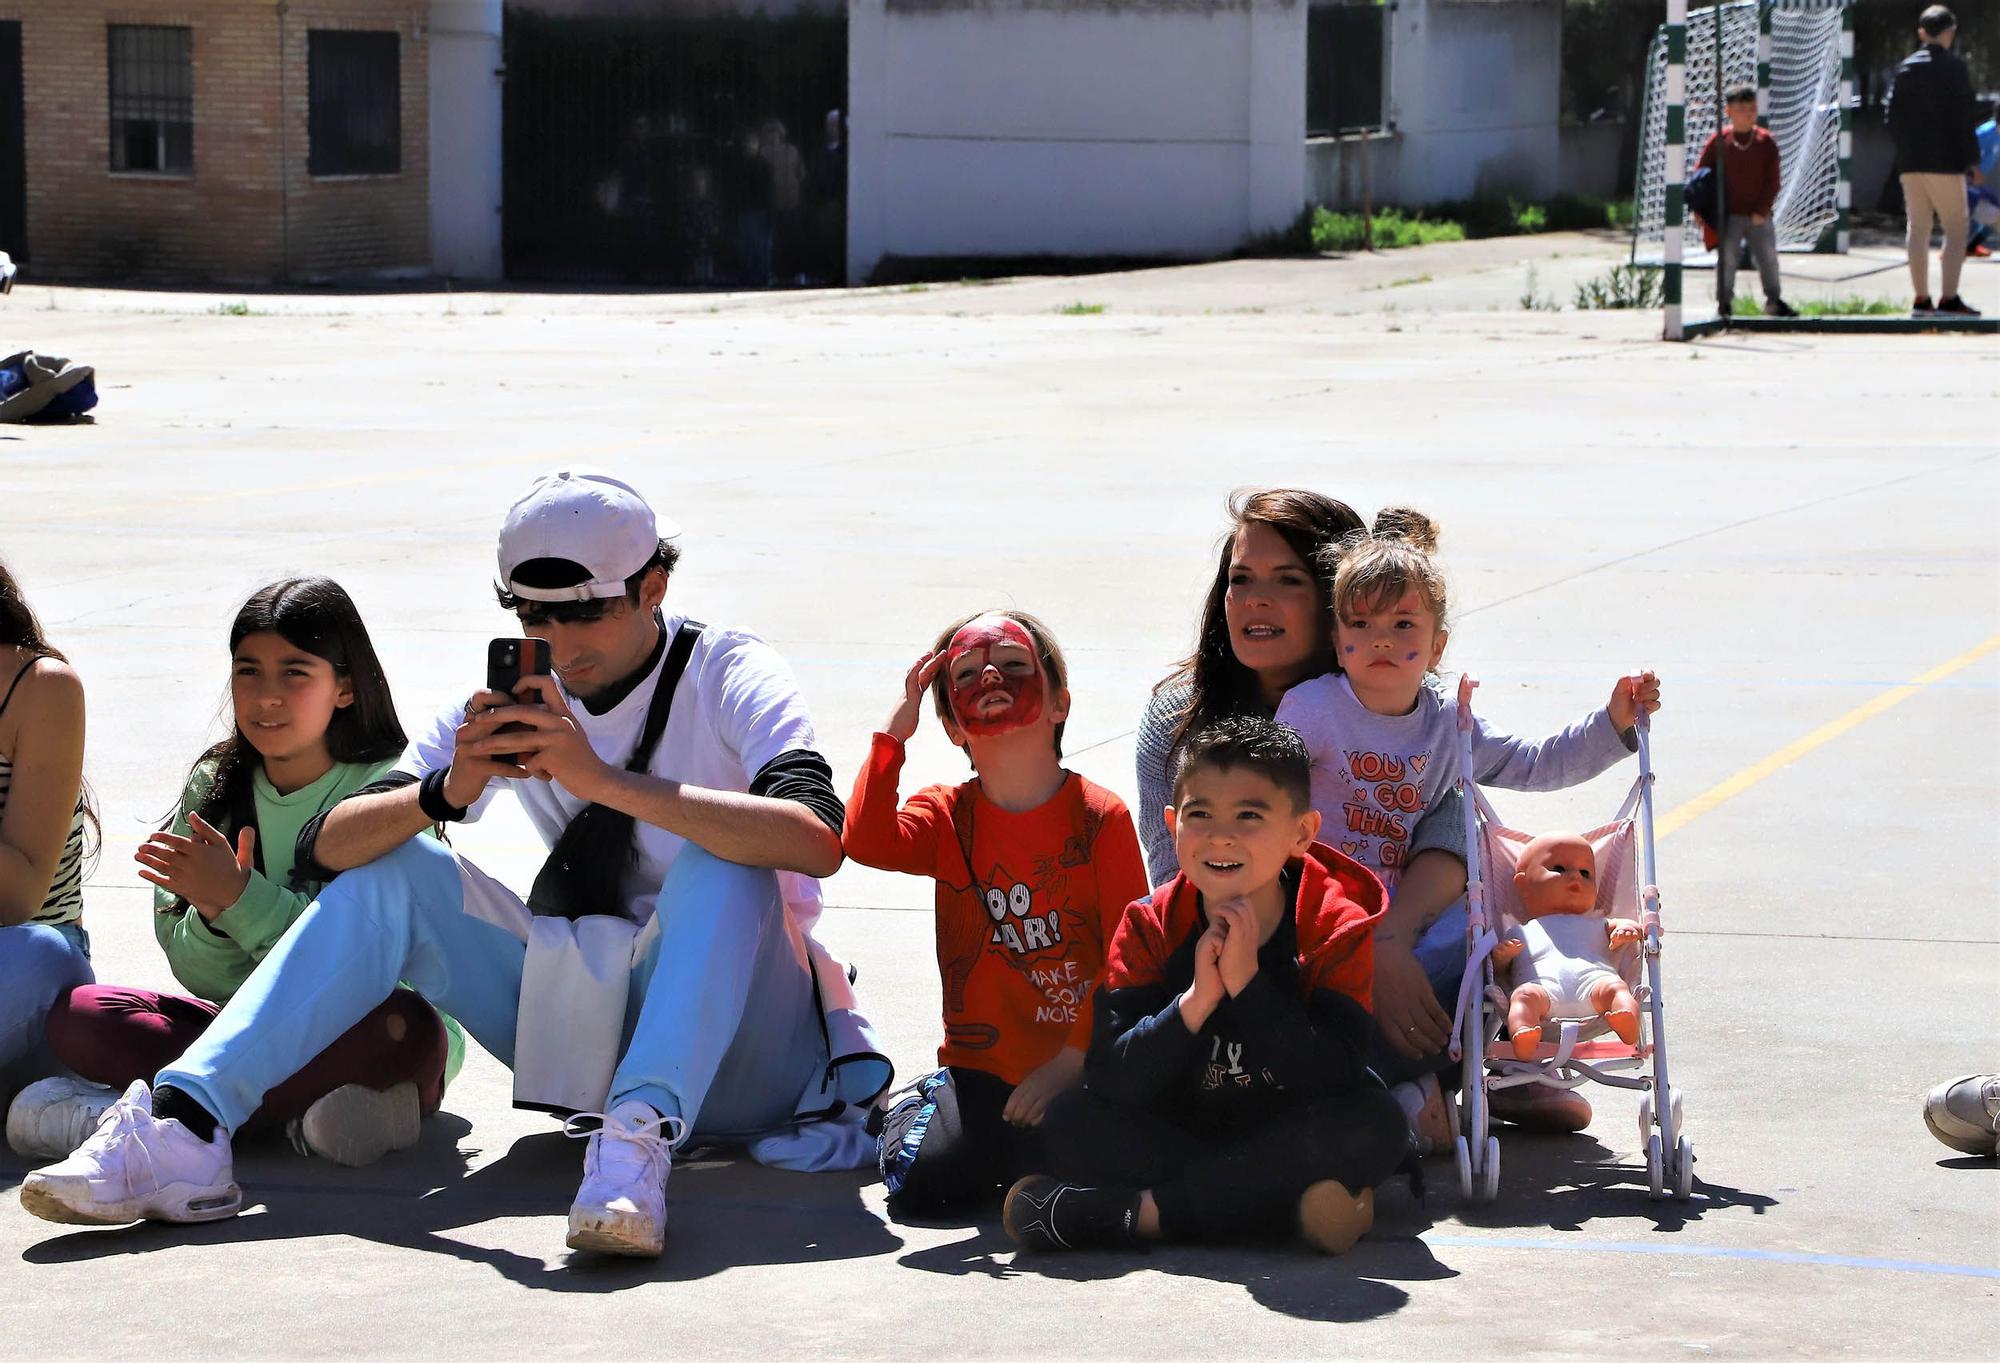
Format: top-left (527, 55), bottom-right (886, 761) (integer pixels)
top-left (883, 1066), bottom-right (1049, 1218)
top-left (48, 985), bottom-right (447, 1137)
top-left (1039, 1085), bottom-right (1408, 1243)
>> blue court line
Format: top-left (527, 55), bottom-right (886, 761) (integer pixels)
top-left (1423, 1234), bottom-right (2000, 1280)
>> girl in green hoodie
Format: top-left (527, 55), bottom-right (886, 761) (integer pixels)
top-left (10, 577), bottom-right (462, 1167)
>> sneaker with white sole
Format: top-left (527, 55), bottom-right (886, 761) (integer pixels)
top-left (563, 1102), bottom-right (683, 1257)
top-left (7, 1076), bottom-right (119, 1160)
top-left (1923, 1074), bottom-right (1999, 1157)
top-left (286, 1082), bottom-right (421, 1168)
top-left (18, 1080), bottom-right (241, 1226)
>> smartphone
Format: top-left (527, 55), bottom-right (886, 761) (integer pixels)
top-left (485, 637), bottom-right (552, 766)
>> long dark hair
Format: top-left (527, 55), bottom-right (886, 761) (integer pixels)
top-left (182, 577), bottom-right (406, 832)
top-left (0, 559), bottom-right (101, 861)
top-left (1157, 488), bottom-right (1367, 751)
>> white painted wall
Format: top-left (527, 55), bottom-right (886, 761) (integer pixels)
top-left (848, 0), bottom-right (1307, 283)
top-left (1307, 0), bottom-right (1563, 209)
top-left (429, 0), bottom-right (504, 279)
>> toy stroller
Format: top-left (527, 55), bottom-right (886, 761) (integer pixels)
top-left (1447, 676), bottom-right (1693, 1202)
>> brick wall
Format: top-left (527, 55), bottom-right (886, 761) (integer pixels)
top-left (0, 0), bottom-right (429, 283)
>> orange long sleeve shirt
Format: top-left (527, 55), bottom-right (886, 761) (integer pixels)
top-left (844, 733), bottom-right (1149, 1084)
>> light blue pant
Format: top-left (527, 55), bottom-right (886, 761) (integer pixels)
top-left (0, 920), bottom-right (93, 1081)
top-left (159, 837), bottom-right (824, 1143)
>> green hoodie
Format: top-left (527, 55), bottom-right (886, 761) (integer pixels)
top-left (153, 756), bottom-right (465, 1085)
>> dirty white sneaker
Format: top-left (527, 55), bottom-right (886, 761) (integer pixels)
top-left (18, 1080), bottom-right (241, 1225)
top-left (7, 1076), bottom-right (119, 1160)
top-left (287, 1082), bottom-right (421, 1168)
top-left (1923, 1074), bottom-right (2000, 1157)
top-left (564, 1101), bottom-right (684, 1257)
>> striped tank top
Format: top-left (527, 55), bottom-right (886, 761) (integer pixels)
top-left (0, 658), bottom-right (87, 926)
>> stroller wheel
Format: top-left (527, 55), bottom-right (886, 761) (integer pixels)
top-left (1646, 1133), bottom-right (1665, 1200)
top-left (1481, 1135), bottom-right (1501, 1201)
top-left (1455, 1134), bottom-right (1473, 1200)
top-left (1675, 1136), bottom-right (1696, 1200)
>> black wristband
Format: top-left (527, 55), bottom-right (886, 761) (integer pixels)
top-left (419, 768), bottom-right (469, 824)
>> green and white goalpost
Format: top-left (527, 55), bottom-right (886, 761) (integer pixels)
top-left (1637, 0), bottom-right (1854, 339)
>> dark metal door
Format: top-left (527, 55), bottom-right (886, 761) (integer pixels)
top-left (501, 7), bottom-right (845, 287)
top-left (0, 22), bottom-right (24, 263)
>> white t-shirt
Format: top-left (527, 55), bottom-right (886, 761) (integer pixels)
top-left (396, 613), bottom-right (826, 926)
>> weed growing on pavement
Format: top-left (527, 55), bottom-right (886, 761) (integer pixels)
top-left (1518, 265), bottom-right (1560, 311)
top-left (1573, 264), bottom-right (1663, 310)
top-left (1728, 295), bottom-right (1899, 317)
top-left (1057, 302), bottom-right (1106, 315)
top-left (212, 301), bottom-right (257, 317)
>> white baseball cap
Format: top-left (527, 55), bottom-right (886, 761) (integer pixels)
top-left (496, 467), bottom-right (682, 602)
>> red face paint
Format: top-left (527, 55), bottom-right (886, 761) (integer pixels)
top-left (945, 617), bottom-right (1046, 737)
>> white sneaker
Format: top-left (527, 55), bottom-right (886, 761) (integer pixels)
top-left (1923, 1074), bottom-right (2000, 1157)
top-left (287, 1082), bottom-right (421, 1168)
top-left (563, 1102), bottom-right (684, 1257)
top-left (7, 1076), bottom-right (119, 1160)
top-left (18, 1080), bottom-right (241, 1226)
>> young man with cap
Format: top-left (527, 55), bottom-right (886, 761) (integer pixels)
top-left (19, 468), bottom-right (889, 1258)
top-left (1887, 5), bottom-right (1985, 316)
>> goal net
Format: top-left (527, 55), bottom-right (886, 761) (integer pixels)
top-left (1633, 0), bottom-right (1848, 265)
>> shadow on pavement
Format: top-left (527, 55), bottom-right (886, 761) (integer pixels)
top-left (1442, 1131), bottom-right (1779, 1233)
top-left (897, 1209), bottom-right (1456, 1324)
top-left (11, 1127), bottom-right (901, 1290)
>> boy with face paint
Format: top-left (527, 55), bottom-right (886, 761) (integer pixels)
top-left (844, 610), bottom-right (1148, 1219)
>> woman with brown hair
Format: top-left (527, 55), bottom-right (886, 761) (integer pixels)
top-left (1135, 491), bottom-right (1656, 1143)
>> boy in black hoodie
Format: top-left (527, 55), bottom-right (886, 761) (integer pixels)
top-left (1003, 716), bottom-right (1407, 1254)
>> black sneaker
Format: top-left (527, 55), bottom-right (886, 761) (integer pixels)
top-left (1002, 1175), bottom-right (1140, 1251)
top-left (1765, 298), bottom-right (1799, 318)
top-left (1716, 298), bottom-right (1733, 318)
top-left (1934, 296), bottom-right (1983, 317)
top-left (1912, 296), bottom-right (1935, 316)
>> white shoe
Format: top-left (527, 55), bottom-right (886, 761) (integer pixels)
top-left (287, 1082), bottom-right (421, 1168)
top-left (18, 1080), bottom-right (241, 1226)
top-left (563, 1102), bottom-right (684, 1257)
top-left (7, 1076), bottom-right (119, 1160)
top-left (1924, 1074), bottom-right (2000, 1157)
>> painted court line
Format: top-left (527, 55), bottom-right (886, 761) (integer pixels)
top-left (1422, 1234), bottom-right (2000, 1281)
top-left (1656, 634), bottom-right (2000, 839)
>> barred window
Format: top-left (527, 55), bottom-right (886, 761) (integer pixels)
top-left (107, 25), bottom-right (193, 175)
top-left (1306, 2), bottom-right (1388, 137)
top-left (308, 31), bottom-right (400, 176)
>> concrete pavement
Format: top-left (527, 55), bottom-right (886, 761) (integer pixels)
top-left (0, 241), bottom-right (1994, 1358)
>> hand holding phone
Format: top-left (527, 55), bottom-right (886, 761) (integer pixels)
top-left (485, 637), bottom-right (553, 768)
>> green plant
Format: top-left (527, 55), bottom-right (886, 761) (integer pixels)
top-left (1732, 293), bottom-right (1900, 317)
top-left (1573, 263), bottom-right (1664, 310)
top-left (212, 300), bottom-right (256, 317)
top-left (1518, 264), bottom-right (1560, 312)
top-left (1056, 301), bottom-right (1106, 315)
top-left (1310, 206), bottom-right (1465, 252)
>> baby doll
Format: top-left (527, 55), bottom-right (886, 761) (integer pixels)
top-left (1493, 832), bottom-right (1641, 1060)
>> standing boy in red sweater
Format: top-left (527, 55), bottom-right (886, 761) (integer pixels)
top-left (845, 610), bottom-right (1148, 1218)
top-left (1699, 85), bottom-right (1799, 318)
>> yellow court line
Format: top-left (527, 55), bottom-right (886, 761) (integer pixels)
top-left (1657, 634), bottom-right (2000, 839)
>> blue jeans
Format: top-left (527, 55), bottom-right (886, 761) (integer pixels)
top-left (160, 837), bottom-right (824, 1142)
top-left (1365, 898), bottom-right (1467, 1088)
top-left (0, 920), bottom-right (93, 1083)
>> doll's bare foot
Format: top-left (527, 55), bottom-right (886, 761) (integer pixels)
top-left (1490, 1084), bottom-right (1592, 1133)
top-left (1510, 1025), bottom-right (1543, 1061)
top-left (1605, 1008), bottom-right (1640, 1045)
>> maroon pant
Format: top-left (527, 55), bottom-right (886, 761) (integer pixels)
top-left (48, 985), bottom-right (447, 1137)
